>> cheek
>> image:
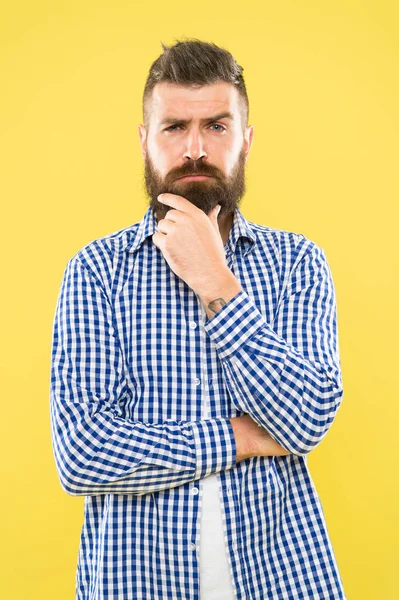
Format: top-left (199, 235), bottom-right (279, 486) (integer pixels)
top-left (149, 137), bottom-right (181, 171)
top-left (212, 134), bottom-right (243, 171)
top-left (222, 150), bottom-right (239, 176)
top-left (147, 145), bottom-right (170, 176)
top-left (224, 138), bottom-right (245, 174)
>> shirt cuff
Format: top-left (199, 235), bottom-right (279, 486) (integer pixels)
top-left (191, 417), bottom-right (237, 480)
top-left (203, 289), bottom-right (267, 361)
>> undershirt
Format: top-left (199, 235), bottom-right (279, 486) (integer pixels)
top-left (199, 382), bottom-right (236, 599)
top-left (199, 473), bottom-right (236, 599)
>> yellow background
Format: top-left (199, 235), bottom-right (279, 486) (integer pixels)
top-left (1, 1), bottom-right (398, 598)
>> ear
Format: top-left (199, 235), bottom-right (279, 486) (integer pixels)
top-left (138, 124), bottom-right (147, 160)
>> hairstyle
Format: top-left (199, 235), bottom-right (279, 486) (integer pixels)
top-left (142, 38), bottom-right (249, 131)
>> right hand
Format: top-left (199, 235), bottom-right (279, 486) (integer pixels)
top-left (229, 414), bottom-right (291, 461)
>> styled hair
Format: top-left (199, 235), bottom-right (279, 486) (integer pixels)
top-left (142, 38), bottom-right (249, 131)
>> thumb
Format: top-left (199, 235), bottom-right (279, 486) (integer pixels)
top-left (209, 204), bottom-right (222, 238)
top-left (212, 204), bottom-right (221, 220)
top-left (210, 204), bottom-right (221, 232)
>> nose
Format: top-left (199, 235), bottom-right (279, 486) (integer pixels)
top-left (183, 129), bottom-right (207, 162)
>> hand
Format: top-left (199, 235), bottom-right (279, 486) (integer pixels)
top-left (152, 193), bottom-right (229, 293)
top-left (229, 414), bottom-right (291, 461)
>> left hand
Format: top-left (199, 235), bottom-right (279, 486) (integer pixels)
top-left (152, 193), bottom-right (229, 293)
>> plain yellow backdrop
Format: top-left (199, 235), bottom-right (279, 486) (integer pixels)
top-left (1, 1), bottom-right (398, 598)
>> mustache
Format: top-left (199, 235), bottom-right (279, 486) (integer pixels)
top-left (166, 162), bottom-right (223, 182)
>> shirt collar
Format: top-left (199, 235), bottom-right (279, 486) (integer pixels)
top-left (125, 204), bottom-right (257, 257)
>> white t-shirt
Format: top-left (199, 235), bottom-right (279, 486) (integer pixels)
top-left (199, 386), bottom-right (236, 599)
top-left (199, 472), bottom-right (236, 599)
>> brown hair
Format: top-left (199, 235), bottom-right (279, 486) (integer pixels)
top-left (142, 38), bottom-right (249, 131)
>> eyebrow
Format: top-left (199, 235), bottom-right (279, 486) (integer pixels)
top-left (159, 111), bottom-right (234, 127)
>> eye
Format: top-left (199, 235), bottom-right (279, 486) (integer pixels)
top-left (210, 123), bottom-right (226, 132)
top-left (165, 124), bottom-right (181, 132)
top-left (164, 123), bottom-right (226, 132)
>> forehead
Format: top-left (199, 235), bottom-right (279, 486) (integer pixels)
top-left (150, 82), bottom-right (241, 120)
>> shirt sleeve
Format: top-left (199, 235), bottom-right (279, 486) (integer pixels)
top-left (203, 242), bottom-right (344, 456)
top-left (50, 256), bottom-right (236, 497)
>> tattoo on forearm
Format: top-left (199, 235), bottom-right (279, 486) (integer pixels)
top-left (207, 298), bottom-right (226, 314)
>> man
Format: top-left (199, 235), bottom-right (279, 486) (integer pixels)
top-left (50, 39), bottom-right (347, 599)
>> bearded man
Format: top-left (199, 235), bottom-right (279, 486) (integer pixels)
top-left (50, 38), bottom-right (347, 600)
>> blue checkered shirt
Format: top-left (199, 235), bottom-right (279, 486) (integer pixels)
top-left (50, 205), bottom-right (347, 599)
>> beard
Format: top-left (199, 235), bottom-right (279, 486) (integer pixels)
top-left (143, 146), bottom-right (247, 221)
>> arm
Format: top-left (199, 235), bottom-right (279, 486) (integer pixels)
top-left (230, 414), bottom-right (291, 460)
top-left (201, 242), bottom-right (344, 456)
top-left (50, 256), bottom-right (237, 497)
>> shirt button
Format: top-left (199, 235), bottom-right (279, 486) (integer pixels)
top-left (189, 321), bottom-right (197, 329)
top-left (195, 378), bottom-right (201, 386)
top-left (191, 487), bottom-right (199, 495)
top-left (190, 542), bottom-right (196, 550)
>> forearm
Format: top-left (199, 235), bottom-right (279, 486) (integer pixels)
top-left (230, 415), bottom-right (291, 462)
top-left (202, 246), bottom-right (343, 456)
top-left (259, 430), bottom-right (291, 457)
top-left (51, 393), bottom-right (237, 496)
top-left (196, 269), bottom-right (242, 320)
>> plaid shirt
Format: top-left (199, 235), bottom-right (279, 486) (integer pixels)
top-left (50, 205), bottom-right (347, 599)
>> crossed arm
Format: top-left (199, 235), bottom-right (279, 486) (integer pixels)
top-left (50, 242), bottom-right (342, 496)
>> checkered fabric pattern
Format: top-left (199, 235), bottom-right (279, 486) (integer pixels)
top-left (50, 205), bottom-right (346, 599)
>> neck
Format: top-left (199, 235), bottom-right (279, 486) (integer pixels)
top-left (219, 211), bottom-right (234, 246)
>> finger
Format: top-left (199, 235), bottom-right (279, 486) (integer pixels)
top-left (152, 232), bottom-right (168, 254)
top-left (163, 209), bottom-right (181, 222)
top-left (158, 193), bottom-right (199, 215)
top-left (152, 232), bottom-right (161, 248)
top-left (157, 219), bottom-right (175, 234)
top-left (209, 204), bottom-right (221, 234)
top-left (210, 204), bottom-right (221, 222)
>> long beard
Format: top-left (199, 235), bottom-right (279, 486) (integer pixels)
top-left (143, 148), bottom-right (247, 221)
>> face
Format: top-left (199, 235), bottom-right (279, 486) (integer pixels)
top-left (138, 82), bottom-right (254, 221)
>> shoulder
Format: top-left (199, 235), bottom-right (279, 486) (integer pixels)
top-left (246, 219), bottom-right (323, 269)
top-left (64, 221), bottom-right (141, 290)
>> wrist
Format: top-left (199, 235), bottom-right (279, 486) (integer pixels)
top-left (229, 417), bottom-right (254, 462)
top-left (196, 270), bottom-right (242, 318)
